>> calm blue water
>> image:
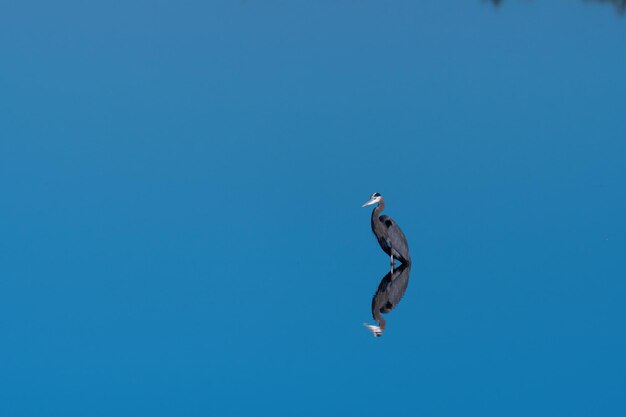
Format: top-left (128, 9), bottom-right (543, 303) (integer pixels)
top-left (1, 1), bottom-right (625, 416)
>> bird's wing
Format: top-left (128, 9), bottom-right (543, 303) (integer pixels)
top-left (382, 263), bottom-right (411, 312)
top-left (371, 263), bottom-right (411, 315)
top-left (379, 214), bottom-right (394, 227)
top-left (378, 215), bottom-right (410, 258)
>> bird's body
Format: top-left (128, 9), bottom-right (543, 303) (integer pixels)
top-left (361, 193), bottom-right (413, 337)
top-left (363, 193), bottom-right (411, 268)
top-left (364, 261), bottom-right (411, 337)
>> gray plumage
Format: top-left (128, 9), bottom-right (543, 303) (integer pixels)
top-left (362, 192), bottom-right (411, 266)
top-left (364, 262), bottom-right (411, 337)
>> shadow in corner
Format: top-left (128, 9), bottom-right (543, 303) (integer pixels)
top-left (364, 262), bottom-right (411, 337)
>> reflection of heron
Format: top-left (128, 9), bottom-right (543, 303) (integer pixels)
top-left (362, 192), bottom-right (411, 271)
top-left (364, 262), bottom-right (411, 337)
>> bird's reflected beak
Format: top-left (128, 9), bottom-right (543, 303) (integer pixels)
top-left (362, 198), bottom-right (377, 207)
top-left (363, 323), bottom-right (383, 337)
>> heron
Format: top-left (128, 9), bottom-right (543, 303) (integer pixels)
top-left (362, 192), bottom-right (411, 271)
top-left (364, 262), bottom-right (411, 337)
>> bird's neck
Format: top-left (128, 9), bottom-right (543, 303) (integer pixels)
top-left (371, 200), bottom-right (385, 221)
top-left (373, 314), bottom-right (386, 332)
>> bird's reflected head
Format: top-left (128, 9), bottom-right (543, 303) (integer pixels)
top-left (362, 192), bottom-right (382, 207)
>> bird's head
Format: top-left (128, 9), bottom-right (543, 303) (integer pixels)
top-left (363, 323), bottom-right (384, 337)
top-left (362, 192), bottom-right (383, 207)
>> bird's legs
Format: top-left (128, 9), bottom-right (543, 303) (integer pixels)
top-left (390, 254), bottom-right (395, 274)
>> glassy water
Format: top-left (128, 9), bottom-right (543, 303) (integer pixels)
top-left (1, 1), bottom-right (625, 416)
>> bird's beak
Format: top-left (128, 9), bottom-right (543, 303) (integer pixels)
top-left (362, 198), bottom-right (377, 207)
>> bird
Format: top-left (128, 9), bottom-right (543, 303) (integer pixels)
top-left (362, 192), bottom-right (411, 271)
top-left (363, 262), bottom-right (411, 337)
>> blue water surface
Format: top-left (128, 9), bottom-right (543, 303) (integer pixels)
top-left (1, 1), bottom-right (625, 416)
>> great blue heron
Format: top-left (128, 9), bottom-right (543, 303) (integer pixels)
top-left (364, 262), bottom-right (411, 337)
top-left (362, 192), bottom-right (411, 271)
